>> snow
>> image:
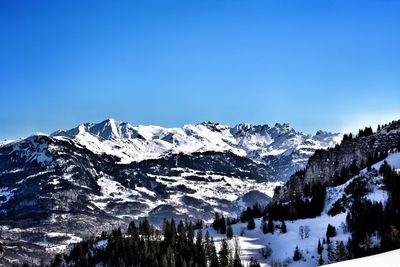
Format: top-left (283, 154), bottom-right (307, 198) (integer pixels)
top-left (378, 152), bottom-right (400, 169)
top-left (0, 139), bottom-right (15, 148)
top-left (326, 168), bottom-right (389, 212)
top-left (0, 187), bottom-right (14, 205)
top-left (0, 168), bottom-right (25, 176)
top-left (148, 169), bottom-right (282, 216)
top-left (94, 239), bottom-right (108, 249)
top-left (86, 165), bottom-right (283, 221)
top-left (206, 213), bottom-right (349, 267)
top-left (32, 232), bottom-right (84, 253)
top-left (90, 175), bottom-right (140, 209)
top-left (328, 249), bottom-right (400, 267)
top-left (365, 188), bottom-right (388, 204)
top-left (51, 118), bottom-right (341, 165)
top-left (16, 170), bottom-right (55, 184)
top-left (360, 152), bottom-right (400, 174)
top-left (35, 152), bottom-right (52, 163)
top-left (7, 136), bottom-right (54, 164)
top-left (207, 152), bottom-right (400, 266)
top-left (135, 186), bottom-right (156, 198)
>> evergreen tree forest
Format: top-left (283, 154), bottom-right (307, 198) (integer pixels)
top-left (345, 161), bottom-right (400, 258)
top-left (267, 182), bottom-right (326, 221)
top-left (44, 218), bottom-right (249, 267)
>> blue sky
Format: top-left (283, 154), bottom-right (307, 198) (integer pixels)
top-left (1, 0), bottom-right (399, 139)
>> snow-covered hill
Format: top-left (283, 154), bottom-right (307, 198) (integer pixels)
top-left (206, 152), bottom-right (400, 267)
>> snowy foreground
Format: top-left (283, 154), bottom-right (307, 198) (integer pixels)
top-left (206, 213), bottom-right (349, 267)
top-left (328, 249), bottom-right (400, 267)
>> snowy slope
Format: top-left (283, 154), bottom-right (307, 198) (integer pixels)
top-left (207, 213), bottom-right (349, 267)
top-left (0, 140), bottom-right (15, 148)
top-left (361, 152), bottom-right (400, 174)
top-left (328, 249), bottom-right (400, 267)
top-left (206, 152), bottom-right (400, 267)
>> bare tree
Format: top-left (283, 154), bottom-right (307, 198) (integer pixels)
top-left (260, 244), bottom-right (273, 259)
top-left (299, 225), bottom-right (310, 239)
top-left (299, 226), bottom-right (304, 240)
top-left (304, 226), bottom-right (310, 238)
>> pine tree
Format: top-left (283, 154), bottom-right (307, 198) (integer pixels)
top-left (233, 249), bottom-right (242, 267)
top-left (367, 163), bottom-right (372, 172)
top-left (364, 233), bottom-right (372, 251)
top-left (170, 219), bottom-right (177, 244)
top-left (388, 225), bottom-right (400, 248)
top-left (205, 230), bottom-right (211, 259)
top-left (317, 239), bottom-right (323, 254)
top-left (326, 224), bottom-right (337, 238)
top-left (267, 218), bottom-right (274, 234)
top-left (220, 216), bottom-right (227, 235)
top-left (247, 217), bottom-right (256, 230)
top-left (261, 220), bottom-right (268, 234)
top-left (335, 240), bottom-right (347, 262)
top-left (141, 218), bottom-right (152, 237)
top-left (318, 255), bottom-right (324, 266)
top-left (226, 225), bottom-right (234, 239)
top-left (196, 229), bottom-right (203, 250)
top-left (281, 221), bottom-right (287, 234)
top-left (233, 238), bottom-right (243, 267)
top-left (213, 212), bottom-right (221, 231)
top-left (327, 243), bottom-right (335, 263)
top-left (128, 221), bottom-right (137, 236)
top-left (195, 229), bottom-right (207, 266)
top-left (187, 221), bottom-right (195, 243)
top-left (219, 239), bottom-right (230, 267)
top-left (248, 258), bottom-right (261, 267)
top-left (349, 160), bottom-right (359, 176)
top-left (209, 238), bottom-right (220, 267)
top-left (293, 246), bottom-right (302, 261)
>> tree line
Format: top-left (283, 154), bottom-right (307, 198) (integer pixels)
top-left (37, 217), bottom-right (265, 267)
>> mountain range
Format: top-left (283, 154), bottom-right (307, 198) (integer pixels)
top-left (0, 119), bottom-right (341, 265)
top-left (50, 118), bottom-right (341, 167)
top-left (37, 119), bottom-right (400, 267)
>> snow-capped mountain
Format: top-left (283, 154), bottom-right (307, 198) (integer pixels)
top-left (51, 118), bottom-right (342, 180)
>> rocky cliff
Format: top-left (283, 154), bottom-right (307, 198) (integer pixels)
top-left (275, 120), bottom-right (400, 201)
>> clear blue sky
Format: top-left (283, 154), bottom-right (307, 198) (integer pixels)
top-left (1, 0), bottom-right (399, 140)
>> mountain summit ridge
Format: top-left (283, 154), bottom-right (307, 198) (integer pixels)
top-left (49, 118), bottom-right (342, 166)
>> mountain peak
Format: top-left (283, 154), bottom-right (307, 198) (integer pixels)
top-left (88, 118), bottom-right (121, 139)
top-left (274, 122), bottom-right (292, 130)
top-left (52, 118), bottom-right (137, 140)
top-left (314, 130), bottom-right (332, 136)
top-left (231, 123), bottom-right (271, 136)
